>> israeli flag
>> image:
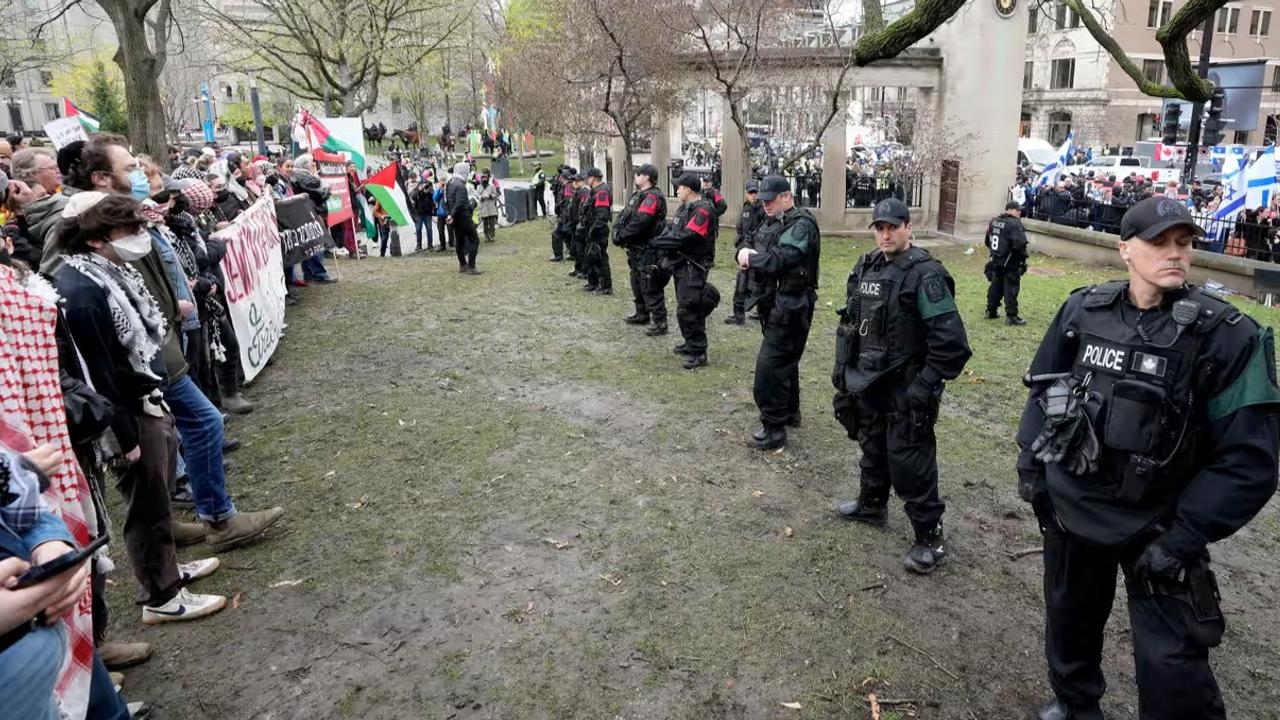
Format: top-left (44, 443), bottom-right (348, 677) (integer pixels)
top-left (1244, 145), bottom-right (1276, 210)
top-left (1035, 132), bottom-right (1074, 187)
top-left (1213, 152), bottom-right (1247, 222)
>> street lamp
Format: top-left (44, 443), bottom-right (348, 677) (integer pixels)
top-left (248, 72), bottom-right (268, 156)
top-left (192, 95), bottom-right (202, 139)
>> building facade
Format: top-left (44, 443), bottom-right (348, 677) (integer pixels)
top-left (1022, 0), bottom-right (1280, 148)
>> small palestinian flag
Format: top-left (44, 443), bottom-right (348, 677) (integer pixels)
top-left (362, 163), bottom-right (411, 226)
top-left (63, 98), bottom-right (100, 133)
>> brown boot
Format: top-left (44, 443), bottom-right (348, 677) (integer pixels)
top-left (204, 507), bottom-right (285, 552)
top-left (220, 393), bottom-right (255, 415)
top-left (99, 641), bottom-right (152, 670)
top-left (171, 520), bottom-right (206, 547)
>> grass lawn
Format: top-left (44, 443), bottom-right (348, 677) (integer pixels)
top-left (108, 218), bottom-right (1280, 719)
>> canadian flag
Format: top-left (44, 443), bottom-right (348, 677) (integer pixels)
top-left (1156, 144), bottom-right (1177, 161)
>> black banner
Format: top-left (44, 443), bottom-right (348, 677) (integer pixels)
top-left (276, 195), bottom-right (333, 266)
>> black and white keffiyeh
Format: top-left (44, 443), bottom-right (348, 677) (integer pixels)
top-left (62, 252), bottom-right (168, 382)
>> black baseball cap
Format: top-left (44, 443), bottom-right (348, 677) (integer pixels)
top-left (1005, 201), bottom-right (1022, 211)
top-left (572, 173), bottom-right (585, 182)
top-left (673, 172), bottom-right (701, 193)
top-left (745, 180), bottom-right (759, 193)
top-left (1120, 197), bottom-right (1204, 241)
top-left (870, 197), bottom-right (911, 227)
top-left (635, 163), bottom-right (659, 182)
top-left (586, 167), bottom-right (603, 179)
top-left (756, 175), bottom-right (790, 201)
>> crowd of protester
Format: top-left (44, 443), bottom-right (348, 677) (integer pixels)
top-left (0, 132), bottom-right (407, 718)
top-left (1010, 169), bottom-right (1280, 262)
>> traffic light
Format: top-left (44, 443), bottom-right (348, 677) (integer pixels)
top-left (1202, 88), bottom-right (1227, 147)
top-left (1162, 103), bottom-right (1181, 145)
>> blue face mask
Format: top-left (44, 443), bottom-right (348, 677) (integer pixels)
top-left (129, 169), bottom-right (151, 200)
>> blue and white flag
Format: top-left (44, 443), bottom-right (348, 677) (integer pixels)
top-left (1245, 146), bottom-right (1276, 210)
top-left (1035, 132), bottom-right (1074, 187)
top-left (1213, 152), bottom-right (1247, 222)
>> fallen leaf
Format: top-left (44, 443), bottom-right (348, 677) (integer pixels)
top-left (542, 537), bottom-right (571, 550)
top-left (346, 496), bottom-right (368, 509)
top-left (231, 592), bottom-right (242, 609)
top-left (781, 701), bottom-right (803, 710)
top-left (752, 490), bottom-right (766, 498)
top-left (783, 527), bottom-right (794, 538)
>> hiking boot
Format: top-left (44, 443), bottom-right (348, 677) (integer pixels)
top-left (593, 287), bottom-right (613, 295)
top-left (724, 313), bottom-right (745, 325)
top-left (178, 557), bottom-right (220, 584)
top-left (204, 507), bottom-right (285, 552)
top-left (645, 323), bottom-right (668, 337)
top-left (747, 427), bottom-right (787, 450)
top-left (904, 522), bottom-right (948, 575)
top-left (99, 642), bottom-right (151, 670)
top-left (984, 309), bottom-right (999, 319)
top-left (834, 498), bottom-right (888, 525)
top-left (109, 671), bottom-right (125, 689)
top-left (682, 353), bottom-right (708, 370)
top-left (142, 588), bottom-right (227, 625)
top-left (623, 313), bottom-right (650, 325)
top-left (171, 520), bottom-right (206, 547)
top-left (220, 393), bottom-right (254, 414)
top-left (1006, 316), bottom-right (1027, 326)
top-left (672, 342), bottom-right (691, 355)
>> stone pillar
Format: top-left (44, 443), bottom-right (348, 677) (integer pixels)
top-left (592, 143), bottom-right (607, 174)
top-left (650, 111), bottom-right (672, 196)
top-left (720, 94), bottom-right (746, 221)
top-left (668, 114), bottom-right (684, 163)
top-left (933, 0), bottom-right (1028, 235)
top-left (565, 136), bottom-right (580, 171)
top-left (610, 135), bottom-right (628, 208)
top-left (820, 96), bottom-right (848, 229)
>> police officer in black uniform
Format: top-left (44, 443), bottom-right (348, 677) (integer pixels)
top-left (652, 172), bottom-right (720, 369)
top-left (701, 177), bottom-right (729, 218)
top-left (549, 168), bottom-right (566, 261)
top-left (614, 163), bottom-right (668, 327)
top-left (531, 162), bottom-right (548, 218)
top-left (581, 167), bottom-right (613, 294)
top-left (1018, 196), bottom-right (1280, 720)
top-left (735, 175), bottom-right (820, 450)
top-left (831, 198), bottom-right (972, 574)
top-left (984, 200), bottom-right (1029, 326)
top-left (569, 174), bottom-right (590, 278)
top-left (726, 180), bottom-right (767, 325)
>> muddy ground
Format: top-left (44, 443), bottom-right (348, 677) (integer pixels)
top-left (106, 219), bottom-right (1280, 719)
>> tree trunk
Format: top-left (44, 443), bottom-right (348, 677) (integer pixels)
top-left (106, 3), bottom-right (167, 160)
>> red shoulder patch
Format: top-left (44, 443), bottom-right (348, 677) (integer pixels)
top-left (638, 194), bottom-right (659, 215)
top-left (594, 190), bottom-right (611, 207)
top-left (685, 208), bottom-right (710, 237)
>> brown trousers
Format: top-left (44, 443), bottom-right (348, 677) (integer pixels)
top-left (116, 412), bottom-right (181, 606)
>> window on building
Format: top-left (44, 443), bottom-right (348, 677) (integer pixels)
top-left (1049, 111), bottom-right (1073, 145)
top-left (1142, 59), bottom-right (1165, 84)
top-left (1055, 1), bottom-right (1067, 27)
top-left (1273, 66), bottom-right (1280, 91)
top-left (1217, 6), bottom-right (1240, 33)
top-left (43, 103), bottom-right (59, 121)
top-left (1250, 8), bottom-right (1271, 35)
top-left (1137, 113), bottom-right (1160, 140)
top-left (1051, 58), bottom-right (1076, 89)
top-left (1148, 0), bottom-right (1173, 27)
top-left (38, 71), bottom-right (52, 87)
top-left (1233, 130), bottom-right (1251, 144)
top-left (391, 96), bottom-right (401, 113)
top-left (1028, 6), bottom-right (1038, 32)
top-left (1024, 61), bottom-right (1035, 89)
top-left (1068, 5), bottom-right (1080, 27)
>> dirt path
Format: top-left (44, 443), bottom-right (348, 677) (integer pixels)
top-left (108, 222), bottom-right (1280, 719)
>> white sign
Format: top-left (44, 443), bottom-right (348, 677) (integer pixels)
top-left (43, 117), bottom-right (88, 149)
top-left (214, 198), bottom-right (287, 382)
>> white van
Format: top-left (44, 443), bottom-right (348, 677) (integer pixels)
top-left (1017, 138), bottom-right (1058, 172)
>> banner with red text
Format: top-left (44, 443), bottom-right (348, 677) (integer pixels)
top-left (315, 148), bottom-right (354, 227)
top-left (215, 197), bottom-right (286, 382)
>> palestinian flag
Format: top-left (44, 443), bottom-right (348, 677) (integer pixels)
top-left (362, 163), bottom-right (411, 226)
top-left (62, 98), bottom-right (100, 133)
top-left (355, 193), bottom-right (376, 241)
top-left (293, 109), bottom-right (366, 170)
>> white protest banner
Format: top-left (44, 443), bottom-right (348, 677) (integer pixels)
top-left (215, 197), bottom-right (287, 382)
top-left (43, 116), bottom-right (88, 149)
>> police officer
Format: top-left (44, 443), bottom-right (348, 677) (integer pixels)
top-left (568, 173), bottom-right (589, 278)
top-left (531, 162), bottom-right (548, 218)
top-left (984, 200), bottom-right (1029, 325)
top-left (549, 167), bottom-right (568, 262)
top-left (726, 180), bottom-right (767, 325)
top-left (831, 198), bottom-right (972, 574)
top-left (1018, 196), bottom-right (1280, 720)
top-left (735, 175), bottom-right (820, 450)
top-left (581, 167), bottom-right (613, 294)
top-left (701, 177), bottom-right (728, 218)
top-left (652, 172), bottom-right (720, 369)
top-left (614, 163), bottom-right (668, 327)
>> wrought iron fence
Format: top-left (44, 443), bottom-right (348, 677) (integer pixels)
top-left (846, 174), bottom-right (924, 209)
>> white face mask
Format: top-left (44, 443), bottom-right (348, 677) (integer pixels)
top-left (110, 230), bottom-right (153, 261)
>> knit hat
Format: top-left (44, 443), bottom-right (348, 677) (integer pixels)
top-left (180, 181), bottom-right (216, 213)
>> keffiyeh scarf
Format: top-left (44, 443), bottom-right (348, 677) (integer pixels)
top-left (61, 252), bottom-right (168, 382)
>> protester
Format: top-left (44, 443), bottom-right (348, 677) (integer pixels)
top-left (408, 178), bottom-right (436, 251)
top-left (433, 178), bottom-right (451, 253)
top-left (287, 154), bottom-right (337, 284)
top-left (446, 162), bottom-right (481, 273)
top-left (477, 170), bottom-right (501, 243)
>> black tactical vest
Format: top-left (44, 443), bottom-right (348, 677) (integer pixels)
top-left (1047, 282), bottom-right (1242, 544)
top-left (839, 247), bottom-right (943, 393)
top-left (987, 215), bottom-right (1016, 257)
top-left (746, 207), bottom-right (820, 310)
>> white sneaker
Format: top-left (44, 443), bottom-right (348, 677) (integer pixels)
top-left (177, 557), bottom-right (220, 584)
top-left (142, 588), bottom-right (227, 624)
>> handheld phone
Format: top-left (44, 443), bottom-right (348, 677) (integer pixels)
top-left (13, 534), bottom-right (109, 589)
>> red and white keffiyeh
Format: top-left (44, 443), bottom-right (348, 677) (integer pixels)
top-left (0, 264), bottom-right (95, 719)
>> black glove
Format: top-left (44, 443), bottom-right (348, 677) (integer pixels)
top-left (1016, 467), bottom-right (1046, 504)
top-left (1132, 541), bottom-right (1185, 587)
top-left (899, 379), bottom-right (938, 412)
top-left (983, 261), bottom-right (996, 282)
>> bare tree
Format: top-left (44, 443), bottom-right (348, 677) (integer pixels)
top-left (201, 0), bottom-right (470, 117)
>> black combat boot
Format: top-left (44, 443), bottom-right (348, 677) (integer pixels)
top-left (593, 287), bottom-right (613, 295)
top-left (672, 343), bottom-right (691, 355)
top-left (984, 309), bottom-right (999, 320)
top-left (747, 426), bottom-right (787, 450)
top-left (645, 323), bottom-right (669, 337)
top-left (582, 283), bottom-right (599, 292)
top-left (834, 495), bottom-right (888, 525)
top-left (623, 313), bottom-right (650, 325)
top-left (904, 521), bottom-right (947, 575)
top-left (682, 353), bottom-right (708, 370)
top-left (724, 313), bottom-right (745, 325)
top-left (1006, 316), bottom-right (1027, 326)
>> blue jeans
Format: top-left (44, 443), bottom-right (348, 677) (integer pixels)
top-left (163, 375), bottom-right (236, 523)
top-left (86, 651), bottom-right (129, 720)
top-left (302, 250), bottom-right (330, 281)
top-left (414, 216), bottom-right (434, 248)
top-left (0, 624), bottom-right (63, 720)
